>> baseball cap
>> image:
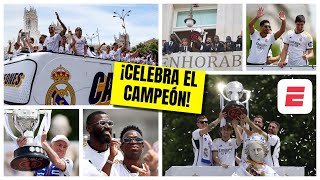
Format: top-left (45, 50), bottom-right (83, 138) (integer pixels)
top-left (51, 135), bottom-right (70, 146)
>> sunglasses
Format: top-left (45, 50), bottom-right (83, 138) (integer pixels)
top-left (76, 29), bottom-right (82, 31)
top-left (198, 121), bottom-right (208, 124)
top-left (90, 120), bottom-right (114, 127)
top-left (264, 25), bottom-right (271, 29)
top-left (122, 137), bottom-right (144, 144)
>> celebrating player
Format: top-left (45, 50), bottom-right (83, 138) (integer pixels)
top-left (103, 125), bottom-right (153, 176)
top-left (247, 7), bottom-right (286, 65)
top-left (212, 120), bottom-right (242, 168)
top-left (83, 111), bottom-right (123, 176)
top-left (192, 112), bottom-right (226, 166)
top-left (278, 15), bottom-right (314, 67)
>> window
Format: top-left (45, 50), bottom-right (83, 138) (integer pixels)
top-left (176, 9), bottom-right (217, 27)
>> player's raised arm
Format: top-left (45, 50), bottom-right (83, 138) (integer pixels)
top-left (199, 112), bottom-right (226, 136)
top-left (241, 115), bottom-right (268, 140)
top-left (274, 11), bottom-right (286, 40)
top-left (249, 7), bottom-right (264, 35)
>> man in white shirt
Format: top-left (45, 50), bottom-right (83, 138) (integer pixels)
top-left (265, 121), bottom-right (280, 167)
top-left (7, 41), bottom-right (21, 58)
top-left (247, 7), bottom-right (286, 65)
top-left (192, 112), bottom-right (226, 166)
top-left (103, 125), bottom-right (151, 176)
top-left (212, 120), bottom-right (242, 168)
top-left (110, 34), bottom-right (127, 61)
top-left (58, 36), bottom-right (71, 54)
top-left (279, 15), bottom-right (314, 67)
top-left (18, 133), bottom-right (73, 176)
top-left (83, 111), bottom-right (123, 176)
top-left (71, 27), bottom-right (87, 56)
top-left (37, 34), bottom-right (47, 52)
top-left (43, 12), bottom-right (67, 52)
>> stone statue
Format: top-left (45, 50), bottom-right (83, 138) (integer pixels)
top-left (233, 133), bottom-right (278, 176)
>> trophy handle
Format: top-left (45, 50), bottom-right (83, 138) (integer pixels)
top-left (241, 90), bottom-right (251, 104)
top-left (220, 91), bottom-right (232, 102)
top-left (4, 113), bottom-right (19, 147)
top-left (34, 110), bottom-right (52, 146)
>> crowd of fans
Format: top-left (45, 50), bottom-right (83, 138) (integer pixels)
top-left (163, 33), bottom-right (242, 54)
top-left (6, 12), bottom-right (157, 66)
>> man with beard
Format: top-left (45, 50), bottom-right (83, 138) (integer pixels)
top-left (240, 115), bottom-right (281, 167)
top-left (103, 125), bottom-right (151, 176)
top-left (200, 37), bottom-right (213, 52)
top-left (192, 112), bottom-right (226, 166)
top-left (37, 34), bottom-right (47, 52)
top-left (43, 12), bottom-right (67, 52)
top-left (163, 33), bottom-right (180, 54)
top-left (83, 111), bottom-right (123, 176)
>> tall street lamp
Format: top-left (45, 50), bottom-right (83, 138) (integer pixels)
top-left (113, 9), bottom-right (131, 34)
top-left (85, 33), bottom-right (97, 45)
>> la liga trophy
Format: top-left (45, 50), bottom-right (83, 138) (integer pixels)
top-left (218, 81), bottom-right (251, 122)
top-left (4, 110), bottom-right (52, 171)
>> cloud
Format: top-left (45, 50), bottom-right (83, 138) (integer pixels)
top-left (4, 4), bottom-right (158, 46)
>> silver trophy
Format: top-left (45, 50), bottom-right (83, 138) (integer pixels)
top-left (4, 109), bottom-right (51, 171)
top-left (218, 81), bottom-right (251, 122)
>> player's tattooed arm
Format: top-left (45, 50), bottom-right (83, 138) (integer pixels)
top-left (208, 112), bottom-right (227, 130)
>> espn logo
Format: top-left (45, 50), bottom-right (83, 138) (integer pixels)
top-left (278, 79), bottom-right (312, 114)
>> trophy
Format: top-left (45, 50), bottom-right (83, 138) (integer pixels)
top-left (218, 81), bottom-right (251, 122)
top-left (4, 110), bottom-right (52, 171)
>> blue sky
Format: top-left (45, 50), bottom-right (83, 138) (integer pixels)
top-left (4, 4), bottom-right (158, 46)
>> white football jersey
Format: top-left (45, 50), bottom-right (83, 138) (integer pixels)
top-left (265, 134), bottom-right (280, 167)
top-left (247, 30), bottom-right (276, 64)
top-left (73, 36), bottom-right (87, 56)
top-left (110, 48), bottom-right (122, 61)
top-left (102, 51), bottom-right (112, 60)
top-left (212, 138), bottom-right (239, 166)
top-left (110, 162), bottom-right (143, 176)
top-left (192, 129), bottom-right (213, 166)
top-left (283, 30), bottom-right (313, 66)
top-left (58, 45), bottom-right (71, 54)
top-left (83, 143), bottom-right (123, 175)
top-left (44, 33), bottom-right (61, 52)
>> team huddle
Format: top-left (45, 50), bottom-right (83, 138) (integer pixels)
top-left (247, 7), bottom-right (314, 67)
top-left (192, 112), bottom-right (280, 176)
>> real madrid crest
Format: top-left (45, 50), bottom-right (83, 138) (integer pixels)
top-left (45, 65), bottom-right (76, 105)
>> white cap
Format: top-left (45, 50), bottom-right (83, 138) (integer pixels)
top-left (51, 135), bottom-right (70, 146)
